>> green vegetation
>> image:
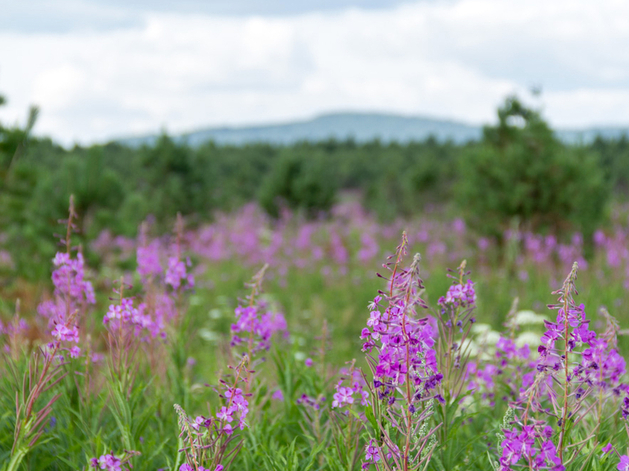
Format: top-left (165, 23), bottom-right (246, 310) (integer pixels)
top-left (457, 97), bottom-right (609, 240)
top-left (1, 94), bottom-right (628, 281)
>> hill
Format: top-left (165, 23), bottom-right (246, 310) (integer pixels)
top-left (116, 112), bottom-right (629, 147)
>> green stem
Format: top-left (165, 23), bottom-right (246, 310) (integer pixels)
top-left (5, 446), bottom-right (29, 471)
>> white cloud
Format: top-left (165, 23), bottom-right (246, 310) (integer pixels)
top-left (0, 0), bottom-right (629, 145)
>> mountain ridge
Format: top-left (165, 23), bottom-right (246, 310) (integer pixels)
top-left (116, 112), bottom-right (629, 147)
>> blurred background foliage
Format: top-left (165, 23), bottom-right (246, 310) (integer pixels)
top-left (457, 97), bottom-right (610, 242)
top-left (1, 93), bottom-right (627, 279)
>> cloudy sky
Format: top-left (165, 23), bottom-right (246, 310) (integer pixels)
top-left (1, 0), bottom-right (629, 145)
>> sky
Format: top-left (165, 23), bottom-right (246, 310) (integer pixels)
top-left (1, 0), bottom-right (629, 145)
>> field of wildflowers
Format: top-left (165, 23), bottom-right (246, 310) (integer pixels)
top-left (2, 198), bottom-right (629, 470)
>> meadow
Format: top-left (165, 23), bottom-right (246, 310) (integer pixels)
top-left (2, 197), bottom-right (629, 471)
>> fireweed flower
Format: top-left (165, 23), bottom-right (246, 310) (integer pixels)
top-left (332, 367), bottom-right (369, 410)
top-left (360, 234), bottom-right (441, 470)
top-left (32, 201), bottom-right (95, 371)
top-left (439, 278), bottom-right (476, 309)
top-left (134, 226), bottom-right (191, 342)
top-left (333, 386), bottom-right (355, 408)
top-left (230, 303), bottom-right (287, 355)
top-left (103, 296), bottom-right (161, 340)
top-left (8, 198), bottom-right (101, 471)
top-left (434, 261), bottom-right (479, 397)
top-left (136, 239), bottom-right (162, 279)
top-left (362, 439), bottom-right (381, 469)
top-left (220, 387), bottom-right (250, 431)
top-left (176, 263), bottom-right (285, 471)
top-left (89, 451), bottom-right (139, 471)
top-left (97, 454), bottom-right (122, 471)
top-left (165, 255), bottom-right (194, 291)
top-left (102, 278), bottom-right (170, 381)
top-left (498, 427), bottom-right (564, 471)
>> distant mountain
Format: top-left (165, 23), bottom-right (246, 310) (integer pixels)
top-left (116, 112), bottom-right (629, 147)
top-left (555, 127), bottom-right (629, 144)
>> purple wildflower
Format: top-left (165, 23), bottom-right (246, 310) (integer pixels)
top-left (332, 386), bottom-right (354, 408)
top-left (96, 454), bottom-right (122, 471)
top-left (230, 304), bottom-right (287, 354)
top-left (137, 240), bottom-right (162, 279)
top-left (165, 256), bottom-right (194, 290)
top-left (363, 439), bottom-right (381, 468)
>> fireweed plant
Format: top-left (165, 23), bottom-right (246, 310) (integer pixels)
top-left (487, 263), bottom-right (628, 471)
top-left (229, 263), bottom-right (288, 392)
top-left (2, 197), bottom-right (95, 471)
top-left (173, 264), bottom-right (287, 470)
top-left (359, 233), bottom-right (442, 471)
top-left (329, 360), bottom-right (369, 469)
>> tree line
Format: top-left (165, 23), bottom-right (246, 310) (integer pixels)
top-left (1, 95), bottom-right (627, 277)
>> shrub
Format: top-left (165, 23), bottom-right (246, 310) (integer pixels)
top-left (457, 96), bottom-right (609, 241)
top-left (258, 150), bottom-right (337, 218)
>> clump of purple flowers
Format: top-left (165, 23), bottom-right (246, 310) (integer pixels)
top-left (363, 439), bottom-right (381, 469)
top-left (495, 262), bottom-right (629, 470)
top-left (174, 357), bottom-right (251, 471)
top-left (90, 453), bottom-right (122, 471)
top-left (332, 366), bottom-right (369, 410)
top-left (37, 249), bottom-right (96, 360)
top-left (165, 255), bottom-right (195, 291)
top-left (360, 233), bottom-right (441, 470)
top-left (136, 238), bottom-right (162, 280)
top-left (165, 214), bottom-right (195, 294)
top-left (498, 425), bottom-right (563, 471)
top-left (216, 386), bottom-right (249, 434)
top-left (89, 450), bottom-right (139, 470)
top-left (465, 301), bottom-right (533, 406)
top-left (439, 278), bottom-right (476, 310)
top-left (104, 295), bottom-right (164, 341)
top-left (134, 222), bottom-right (195, 342)
top-left (230, 303), bottom-right (287, 355)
